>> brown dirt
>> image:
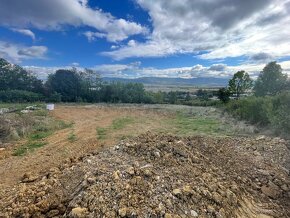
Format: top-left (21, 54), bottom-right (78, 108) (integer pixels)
top-left (0, 105), bottom-right (289, 218)
top-left (0, 133), bottom-right (289, 217)
top-left (0, 105), bottom-right (167, 188)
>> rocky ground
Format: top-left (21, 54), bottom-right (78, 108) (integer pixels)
top-left (0, 133), bottom-right (289, 218)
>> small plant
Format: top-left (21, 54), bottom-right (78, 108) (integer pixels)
top-left (29, 131), bottom-right (52, 140)
top-left (111, 117), bottom-right (134, 130)
top-left (96, 127), bottom-right (107, 139)
top-left (68, 132), bottom-right (77, 142)
top-left (13, 141), bottom-right (47, 156)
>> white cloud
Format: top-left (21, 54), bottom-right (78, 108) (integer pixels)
top-left (10, 28), bottom-right (35, 40)
top-left (0, 41), bottom-right (47, 63)
top-left (24, 60), bottom-right (290, 81)
top-left (104, 0), bottom-right (290, 60)
top-left (0, 0), bottom-right (147, 42)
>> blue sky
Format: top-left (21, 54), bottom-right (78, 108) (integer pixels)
top-left (0, 0), bottom-right (290, 79)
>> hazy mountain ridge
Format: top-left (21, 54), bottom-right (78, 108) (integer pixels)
top-left (102, 77), bottom-right (229, 87)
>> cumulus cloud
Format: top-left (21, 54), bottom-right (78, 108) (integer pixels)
top-left (0, 0), bottom-right (147, 42)
top-left (0, 41), bottom-right (47, 63)
top-left (10, 28), bottom-right (35, 40)
top-left (24, 60), bottom-right (290, 81)
top-left (104, 0), bottom-right (290, 60)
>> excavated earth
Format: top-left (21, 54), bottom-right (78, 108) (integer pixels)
top-left (0, 133), bottom-right (290, 218)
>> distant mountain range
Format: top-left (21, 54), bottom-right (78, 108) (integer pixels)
top-left (102, 77), bottom-right (229, 87)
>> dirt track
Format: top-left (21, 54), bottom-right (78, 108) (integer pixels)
top-left (0, 105), bottom-right (166, 188)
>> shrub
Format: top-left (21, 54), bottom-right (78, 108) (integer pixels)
top-left (225, 92), bottom-right (290, 134)
top-left (0, 90), bottom-right (44, 103)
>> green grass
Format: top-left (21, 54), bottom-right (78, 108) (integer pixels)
top-left (96, 127), bottom-right (107, 139)
top-left (68, 132), bottom-right (77, 142)
top-left (13, 141), bottom-right (47, 156)
top-left (29, 131), bottom-right (53, 140)
top-left (167, 112), bottom-right (223, 136)
top-left (111, 117), bottom-right (134, 130)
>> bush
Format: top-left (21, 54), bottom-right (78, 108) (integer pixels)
top-left (225, 92), bottom-right (290, 134)
top-left (0, 90), bottom-right (44, 103)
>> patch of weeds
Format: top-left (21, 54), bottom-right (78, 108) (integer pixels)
top-left (59, 120), bottom-right (74, 129)
top-left (13, 141), bottom-right (47, 156)
top-left (29, 131), bottom-right (52, 140)
top-left (68, 132), bottom-right (77, 142)
top-left (33, 109), bottom-right (48, 117)
top-left (168, 112), bottom-right (222, 135)
top-left (96, 127), bottom-right (107, 140)
top-left (111, 117), bottom-right (134, 130)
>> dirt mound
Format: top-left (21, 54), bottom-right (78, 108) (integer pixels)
top-left (0, 133), bottom-right (289, 217)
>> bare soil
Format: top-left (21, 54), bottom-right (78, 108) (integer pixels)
top-left (0, 105), bottom-right (289, 218)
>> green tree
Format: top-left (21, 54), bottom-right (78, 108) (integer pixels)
top-left (0, 58), bottom-right (43, 93)
top-left (228, 70), bottom-right (253, 98)
top-left (46, 69), bottom-right (82, 102)
top-left (217, 88), bottom-right (230, 103)
top-left (254, 62), bottom-right (288, 96)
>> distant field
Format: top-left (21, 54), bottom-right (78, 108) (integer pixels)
top-left (144, 84), bottom-right (221, 92)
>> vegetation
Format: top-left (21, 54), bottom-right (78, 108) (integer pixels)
top-left (254, 62), bottom-right (289, 96)
top-left (225, 92), bottom-right (290, 135)
top-left (228, 71), bottom-right (253, 98)
top-left (111, 117), bottom-right (134, 130)
top-left (13, 142), bottom-right (47, 156)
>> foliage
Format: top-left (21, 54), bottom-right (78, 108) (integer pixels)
top-left (217, 88), bottom-right (230, 103)
top-left (228, 71), bottom-right (253, 98)
top-left (0, 58), bottom-right (43, 93)
top-left (111, 117), bottom-right (134, 130)
top-left (0, 90), bottom-right (44, 102)
top-left (254, 62), bottom-right (288, 96)
top-left (225, 92), bottom-right (290, 134)
top-left (46, 69), bottom-right (82, 102)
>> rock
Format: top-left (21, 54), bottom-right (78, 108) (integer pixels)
top-left (71, 207), bottom-right (87, 218)
top-left (21, 173), bottom-right (38, 183)
top-left (256, 135), bottom-right (266, 141)
top-left (118, 208), bottom-right (127, 217)
top-left (182, 185), bottom-right (193, 195)
top-left (212, 192), bottom-right (222, 204)
top-left (0, 148), bottom-right (5, 152)
top-left (165, 213), bottom-right (173, 218)
top-left (113, 170), bottom-right (121, 180)
top-left (281, 184), bottom-right (288, 192)
top-left (87, 177), bottom-right (96, 184)
top-left (190, 210), bottom-right (198, 217)
top-left (173, 188), bottom-right (182, 196)
top-left (47, 209), bottom-right (59, 217)
top-left (126, 166), bottom-right (135, 175)
top-left (261, 184), bottom-right (280, 199)
top-left (207, 205), bottom-right (215, 213)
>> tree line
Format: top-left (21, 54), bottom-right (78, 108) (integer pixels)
top-left (0, 58), bottom-right (289, 105)
top-left (217, 61), bottom-right (290, 103)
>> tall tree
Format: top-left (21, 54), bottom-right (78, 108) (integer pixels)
top-left (254, 62), bottom-right (288, 96)
top-left (228, 70), bottom-right (253, 98)
top-left (0, 58), bottom-right (43, 93)
top-left (46, 69), bottom-right (82, 102)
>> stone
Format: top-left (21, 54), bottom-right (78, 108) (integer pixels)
top-left (261, 185), bottom-right (280, 199)
top-left (165, 213), bottom-right (173, 218)
top-left (126, 167), bottom-right (135, 175)
top-left (47, 209), bottom-right (59, 217)
top-left (190, 210), bottom-right (198, 217)
top-left (71, 207), bottom-right (87, 218)
top-left (21, 173), bottom-right (38, 183)
top-left (118, 208), bottom-right (127, 217)
top-left (173, 188), bottom-right (182, 196)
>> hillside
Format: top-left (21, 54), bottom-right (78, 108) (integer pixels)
top-left (102, 77), bottom-right (229, 87)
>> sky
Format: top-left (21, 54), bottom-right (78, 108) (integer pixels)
top-left (0, 0), bottom-right (290, 79)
